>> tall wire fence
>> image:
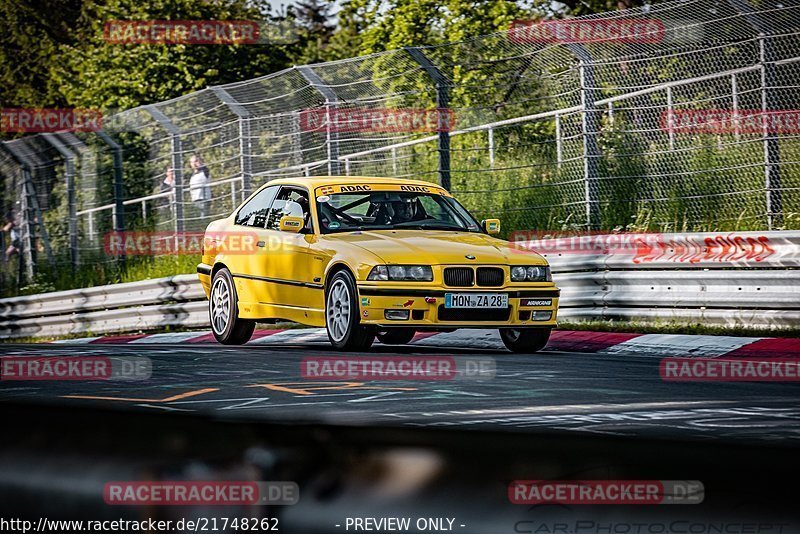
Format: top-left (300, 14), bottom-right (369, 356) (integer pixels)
top-left (1, 0), bottom-right (798, 294)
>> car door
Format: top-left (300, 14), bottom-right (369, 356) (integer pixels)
top-left (239, 186), bottom-right (320, 322)
top-left (228, 185), bottom-right (280, 308)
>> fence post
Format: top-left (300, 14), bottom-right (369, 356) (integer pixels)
top-left (41, 134), bottom-right (78, 273)
top-left (1, 141), bottom-right (57, 280)
top-left (210, 86), bottom-right (253, 197)
top-left (145, 105), bottom-right (184, 234)
top-left (0, 143), bottom-right (31, 284)
top-left (727, 0), bottom-right (783, 229)
top-left (666, 87), bottom-right (675, 151)
top-left (95, 130), bottom-right (126, 234)
top-left (291, 111), bottom-right (303, 168)
top-left (488, 127), bottom-right (495, 170)
top-left (404, 46), bottom-right (451, 190)
top-left (296, 65), bottom-right (341, 176)
top-left (566, 43), bottom-right (601, 230)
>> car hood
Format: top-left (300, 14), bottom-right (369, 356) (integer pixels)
top-left (326, 230), bottom-right (547, 265)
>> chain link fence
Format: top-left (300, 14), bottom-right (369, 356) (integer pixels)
top-left (1, 0), bottom-right (798, 295)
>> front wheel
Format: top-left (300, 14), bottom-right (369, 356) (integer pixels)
top-left (326, 270), bottom-right (375, 351)
top-left (499, 328), bottom-right (551, 353)
top-left (376, 328), bottom-right (416, 345)
top-left (210, 268), bottom-right (255, 345)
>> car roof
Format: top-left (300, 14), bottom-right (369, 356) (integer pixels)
top-left (260, 176), bottom-right (447, 190)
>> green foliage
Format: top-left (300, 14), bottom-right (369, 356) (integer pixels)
top-left (0, 0), bottom-right (297, 114)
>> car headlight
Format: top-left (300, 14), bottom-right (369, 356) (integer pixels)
top-left (511, 265), bottom-right (552, 282)
top-left (367, 265), bottom-right (433, 281)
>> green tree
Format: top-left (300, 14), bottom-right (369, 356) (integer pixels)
top-left (290, 0), bottom-right (336, 64)
top-left (0, 0), bottom-right (300, 114)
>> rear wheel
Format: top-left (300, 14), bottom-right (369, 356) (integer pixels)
top-left (376, 328), bottom-right (416, 345)
top-left (499, 328), bottom-right (551, 353)
top-left (210, 268), bottom-right (255, 345)
top-left (326, 270), bottom-right (375, 351)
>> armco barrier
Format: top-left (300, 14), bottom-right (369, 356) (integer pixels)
top-left (1, 232), bottom-right (799, 339)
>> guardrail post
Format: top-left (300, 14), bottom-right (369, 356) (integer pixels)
top-left (95, 131), bottom-right (126, 234)
top-left (566, 43), bottom-right (601, 230)
top-left (42, 134), bottom-right (79, 273)
top-left (296, 65), bottom-right (340, 176)
top-left (145, 106), bottom-right (184, 234)
top-left (727, 0), bottom-right (783, 229)
top-left (404, 46), bottom-right (451, 190)
top-left (210, 86), bottom-right (253, 197)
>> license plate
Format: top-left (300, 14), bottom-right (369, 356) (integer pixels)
top-left (445, 293), bottom-right (508, 309)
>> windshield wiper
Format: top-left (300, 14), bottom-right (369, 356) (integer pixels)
top-left (394, 222), bottom-right (471, 231)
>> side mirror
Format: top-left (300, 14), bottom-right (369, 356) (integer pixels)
top-left (279, 215), bottom-right (304, 233)
top-left (482, 218), bottom-right (501, 235)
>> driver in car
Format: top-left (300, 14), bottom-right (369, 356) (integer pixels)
top-left (374, 195), bottom-right (426, 225)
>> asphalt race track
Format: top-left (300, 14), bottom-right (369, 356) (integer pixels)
top-left (1, 339), bottom-right (799, 444)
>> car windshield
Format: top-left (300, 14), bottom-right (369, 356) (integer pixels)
top-left (316, 190), bottom-right (483, 234)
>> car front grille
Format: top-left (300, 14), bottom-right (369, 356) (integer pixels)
top-left (443, 266), bottom-right (505, 287)
top-left (476, 267), bottom-right (504, 287)
top-left (438, 305), bottom-right (511, 322)
top-left (443, 267), bottom-right (474, 287)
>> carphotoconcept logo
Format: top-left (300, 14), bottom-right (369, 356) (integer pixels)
top-left (301, 356), bottom-right (495, 381)
top-left (299, 108), bottom-right (456, 133)
top-left (1, 356), bottom-right (151, 381)
top-left (1, 108), bottom-right (102, 133)
top-left (509, 19), bottom-right (665, 44)
top-left (509, 480), bottom-right (704, 505)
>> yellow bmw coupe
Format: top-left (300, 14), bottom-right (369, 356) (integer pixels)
top-left (197, 177), bottom-right (559, 352)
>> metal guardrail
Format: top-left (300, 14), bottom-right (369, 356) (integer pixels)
top-left (1, 232), bottom-right (798, 339)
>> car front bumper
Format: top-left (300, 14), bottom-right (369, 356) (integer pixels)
top-left (355, 284), bottom-right (559, 329)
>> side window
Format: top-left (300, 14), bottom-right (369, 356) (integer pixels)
top-left (235, 186), bottom-right (279, 227)
top-left (266, 187), bottom-right (312, 232)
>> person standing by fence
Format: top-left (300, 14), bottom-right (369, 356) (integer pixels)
top-left (188, 154), bottom-right (211, 221)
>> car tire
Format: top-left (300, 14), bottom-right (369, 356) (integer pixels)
top-left (210, 268), bottom-right (255, 345)
top-left (499, 328), bottom-right (551, 353)
top-left (377, 328), bottom-right (416, 345)
top-left (326, 270), bottom-right (375, 351)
